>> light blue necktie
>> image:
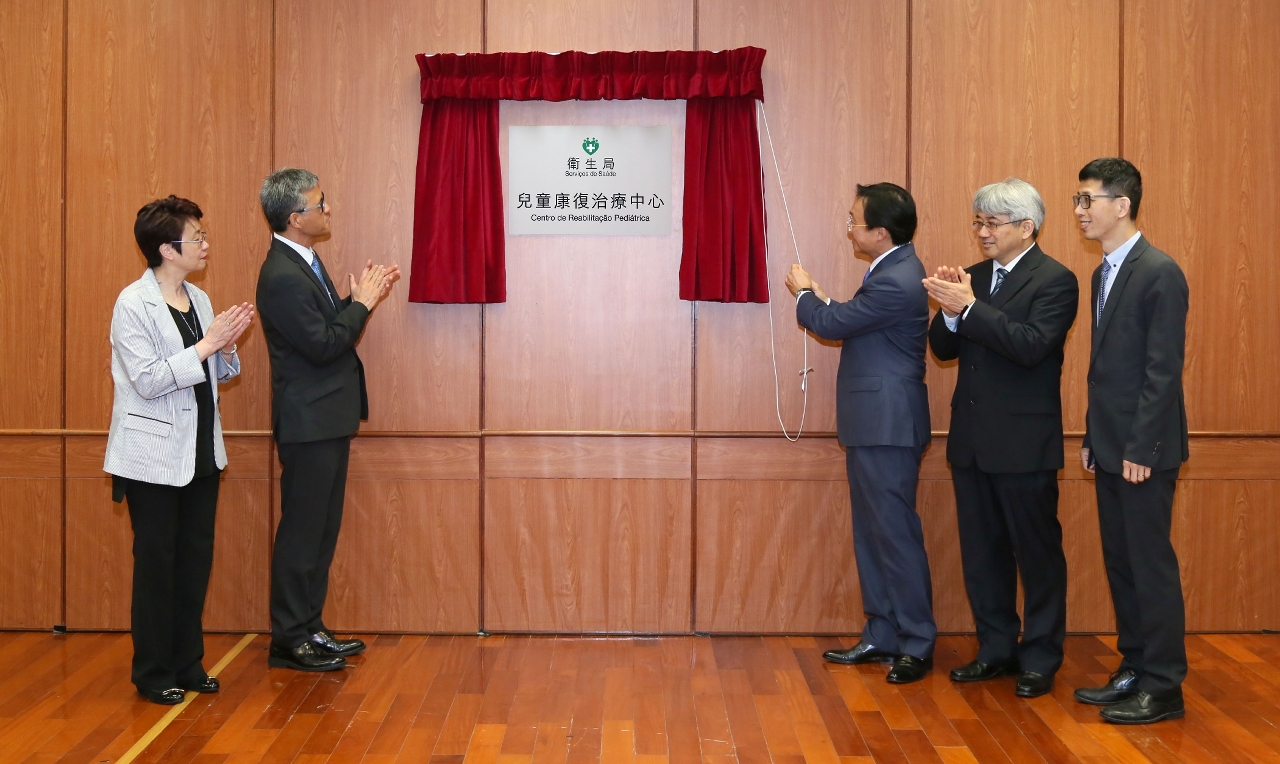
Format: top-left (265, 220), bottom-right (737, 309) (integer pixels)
top-left (990, 267), bottom-right (1007, 297)
top-left (309, 254), bottom-right (334, 306)
top-left (1097, 259), bottom-right (1113, 325)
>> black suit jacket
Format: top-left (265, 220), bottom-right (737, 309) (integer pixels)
top-left (929, 244), bottom-right (1079, 473)
top-left (1083, 235), bottom-right (1189, 473)
top-left (256, 238), bottom-right (370, 444)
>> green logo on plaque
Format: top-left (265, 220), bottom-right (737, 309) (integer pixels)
top-left (582, 137), bottom-right (600, 155)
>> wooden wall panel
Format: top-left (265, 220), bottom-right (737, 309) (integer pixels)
top-left (323, 437), bottom-right (480, 632)
top-left (1124, 0), bottom-right (1280, 432)
top-left (487, 436), bottom-right (689, 479)
top-left (485, 478), bottom-right (691, 633)
top-left (911, 0), bottom-right (1121, 434)
top-left (326, 479), bottom-right (480, 633)
top-left (274, 0), bottom-right (484, 433)
top-left (202, 477), bottom-right (271, 632)
top-left (484, 0), bottom-right (692, 432)
top-left (0, 0), bottom-right (62, 430)
top-left (1174, 481), bottom-right (1280, 632)
top-left (5, 434), bottom-right (67, 628)
top-left (486, 0), bottom-right (693, 54)
top-left (0, 444), bottom-right (62, 628)
top-left (695, 0), bottom-right (908, 432)
top-left (486, 99), bottom-right (692, 431)
top-left (65, 474), bottom-right (130, 630)
top-left (695, 478), bottom-right (858, 633)
top-left (0, 436), bottom-right (62, 479)
top-left (64, 0), bottom-right (273, 432)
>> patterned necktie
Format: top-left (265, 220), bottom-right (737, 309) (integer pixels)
top-left (1097, 259), bottom-right (1113, 325)
top-left (862, 268), bottom-right (871, 284)
top-left (309, 253), bottom-right (334, 305)
top-left (990, 267), bottom-right (1007, 297)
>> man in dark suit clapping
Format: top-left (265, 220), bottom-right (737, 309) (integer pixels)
top-left (256, 168), bottom-right (399, 672)
top-left (1072, 158), bottom-right (1190, 724)
top-left (924, 178), bottom-right (1079, 699)
top-left (786, 183), bottom-right (936, 684)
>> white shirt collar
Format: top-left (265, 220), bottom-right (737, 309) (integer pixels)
top-left (273, 232), bottom-right (315, 265)
top-left (867, 243), bottom-right (905, 273)
top-left (995, 243), bottom-right (1035, 274)
top-left (1104, 231), bottom-right (1142, 268)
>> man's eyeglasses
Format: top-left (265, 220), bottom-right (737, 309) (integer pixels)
top-left (171, 230), bottom-right (208, 246)
top-left (294, 193), bottom-right (327, 216)
top-left (847, 212), bottom-right (869, 231)
top-left (971, 219), bottom-right (1025, 232)
top-left (1072, 193), bottom-right (1121, 209)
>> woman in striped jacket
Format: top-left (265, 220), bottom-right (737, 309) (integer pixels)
top-left (103, 196), bottom-right (254, 705)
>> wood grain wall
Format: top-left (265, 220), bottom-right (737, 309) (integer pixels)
top-left (1, 0), bottom-right (1278, 635)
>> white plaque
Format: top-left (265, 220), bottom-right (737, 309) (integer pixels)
top-left (507, 125), bottom-right (672, 236)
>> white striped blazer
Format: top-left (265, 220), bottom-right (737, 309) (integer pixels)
top-left (103, 269), bottom-right (241, 486)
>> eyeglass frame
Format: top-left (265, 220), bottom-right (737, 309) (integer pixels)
top-left (971, 218), bottom-right (1028, 233)
top-left (170, 229), bottom-right (209, 247)
top-left (846, 212), bottom-right (870, 232)
top-left (294, 192), bottom-right (327, 216)
top-left (1072, 193), bottom-right (1122, 209)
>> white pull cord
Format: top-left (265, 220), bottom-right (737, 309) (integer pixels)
top-left (757, 100), bottom-right (810, 441)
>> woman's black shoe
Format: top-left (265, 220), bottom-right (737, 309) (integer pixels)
top-left (138, 687), bottom-right (186, 705)
top-left (180, 676), bottom-right (220, 693)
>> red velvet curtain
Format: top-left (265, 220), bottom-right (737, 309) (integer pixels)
top-left (680, 96), bottom-right (768, 302)
top-left (409, 47), bottom-right (767, 304)
top-left (409, 98), bottom-right (505, 303)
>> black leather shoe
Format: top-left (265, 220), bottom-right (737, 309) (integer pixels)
top-left (138, 687), bottom-right (186, 705)
top-left (886, 655), bottom-right (933, 684)
top-left (179, 676), bottom-right (220, 693)
top-left (311, 630), bottom-right (366, 657)
top-left (1074, 668), bottom-right (1139, 706)
top-left (949, 658), bottom-right (1019, 683)
top-left (822, 641), bottom-right (899, 665)
top-left (1016, 671), bottom-right (1055, 698)
top-left (1100, 691), bottom-right (1185, 724)
top-left (268, 641), bottom-right (347, 672)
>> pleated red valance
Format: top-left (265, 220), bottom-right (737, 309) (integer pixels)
top-left (409, 47), bottom-right (769, 304)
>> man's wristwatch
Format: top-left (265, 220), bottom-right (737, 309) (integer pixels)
top-left (795, 288), bottom-right (814, 299)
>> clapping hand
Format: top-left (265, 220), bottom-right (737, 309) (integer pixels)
top-left (923, 266), bottom-right (975, 316)
top-left (196, 302), bottom-right (253, 360)
top-left (350, 260), bottom-right (401, 310)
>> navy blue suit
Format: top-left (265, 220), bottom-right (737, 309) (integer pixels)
top-left (797, 243), bottom-right (935, 659)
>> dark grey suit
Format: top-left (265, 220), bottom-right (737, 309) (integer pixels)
top-left (1085, 234), bottom-right (1189, 695)
top-left (257, 237), bottom-right (371, 648)
top-left (797, 243), bottom-right (935, 659)
top-left (928, 245), bottom-right (1079, 674)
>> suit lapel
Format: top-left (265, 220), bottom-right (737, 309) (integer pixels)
top-left (140, 269), bottom-right (189, 357)
top-left (272, 239), bottom-right (337, 315)
top-left (865, 243), bottom-right (914, 285)
top-left (971, 259), bottom-right (994, 304)
top-left (989, 245), bottom-right (1041, 310)
top-left (1092, 236), bottom-right (1148, 357)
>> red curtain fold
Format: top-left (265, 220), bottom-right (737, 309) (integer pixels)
top-left (416, 48), bottom-right (765, 102)
top-left (679, 96), bottom-right (769, 303)
top-left (408, 98), bottom-right (506, 303)
top-left (408, 47), bottom-right (766, 304)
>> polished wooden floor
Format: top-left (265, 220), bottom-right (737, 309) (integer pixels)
top-left (2, 631), bottom-right (1280, 764)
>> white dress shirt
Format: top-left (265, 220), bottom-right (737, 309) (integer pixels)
top-left (942, 243), bottom-right (1035, 331)
top-left (273, 232), bottom-right (317, 265)
top-left (1099, 231), bottom-right (1142, 313)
